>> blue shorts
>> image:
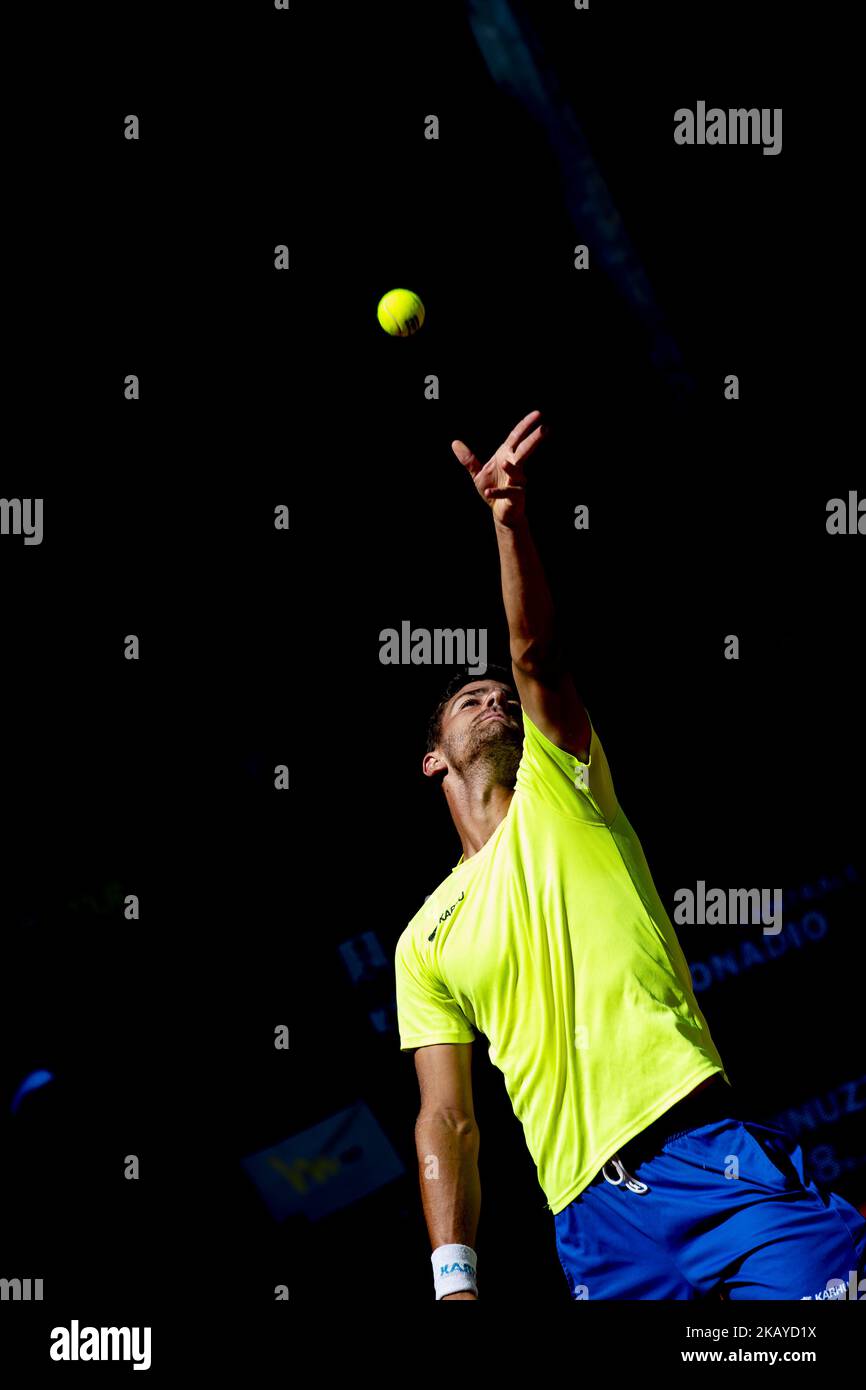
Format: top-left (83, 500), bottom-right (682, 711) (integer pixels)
top-left (554, 1084), bottom-right (866, 1300)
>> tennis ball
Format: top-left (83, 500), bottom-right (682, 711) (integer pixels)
top-left (377, 288), bottom-right (425, 337)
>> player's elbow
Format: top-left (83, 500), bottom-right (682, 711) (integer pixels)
top-left (416, 1106), bottom-right (479, 1139)
top-left (510, 639), bottom-right (564, 679)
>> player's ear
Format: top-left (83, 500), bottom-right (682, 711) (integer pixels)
top-left (422, 750), bottom-right (448, 780)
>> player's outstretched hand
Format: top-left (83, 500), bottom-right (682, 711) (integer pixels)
top-left (451, 410), bottom-right (546, 528)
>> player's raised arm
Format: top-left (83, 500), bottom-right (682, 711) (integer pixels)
top-left (451, 412), bottom-right (592, 763)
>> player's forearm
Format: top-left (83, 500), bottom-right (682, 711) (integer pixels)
top-left (414, 1110), bottom-right (481, 1250)
top-left (494, 515), bottom-right (562, 672)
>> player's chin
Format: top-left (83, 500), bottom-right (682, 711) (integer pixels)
top-left (483, 719), bottom-right (520, 741)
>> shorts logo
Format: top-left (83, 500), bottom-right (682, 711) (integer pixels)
top-left (800, 1271), bottom-right (865, 1300)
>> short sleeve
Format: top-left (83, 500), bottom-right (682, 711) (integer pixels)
top-left (515, 707), bottom-right (619, 825)
top-left (394, 928), bottom-right (476, 1050)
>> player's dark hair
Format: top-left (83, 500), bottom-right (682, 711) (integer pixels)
top-left (424, 663), bottom-right (517, 755)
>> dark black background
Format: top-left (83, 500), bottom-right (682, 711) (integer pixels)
top-left (1, 0), bottom-right (862, 1368)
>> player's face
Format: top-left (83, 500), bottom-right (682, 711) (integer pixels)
top-left (442, 680), bottom-right (522, 747)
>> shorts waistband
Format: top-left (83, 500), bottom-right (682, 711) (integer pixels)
top-left (603, 1075), bottom-right (735, 1178)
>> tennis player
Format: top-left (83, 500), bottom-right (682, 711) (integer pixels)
top-left (395, 410), bottom-right (866, 1301)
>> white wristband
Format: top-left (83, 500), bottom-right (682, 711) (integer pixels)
top-left (432, 1243), bottom-right (478, 1300)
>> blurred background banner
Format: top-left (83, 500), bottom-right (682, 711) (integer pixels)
top-left (240, 1101), bottom-right (405, 1224)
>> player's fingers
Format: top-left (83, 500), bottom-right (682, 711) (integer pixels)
top-left (513, 423), bottom-right (546, 463)
top-left (505, 410), bottom-right (542, 450)
top-left (452, 440), bottom-right (481, 475)
top-left (484, 485), bottom-right (525, 499)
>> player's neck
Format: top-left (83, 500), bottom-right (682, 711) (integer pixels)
top-left (446, 773), bottom-right (514, 862)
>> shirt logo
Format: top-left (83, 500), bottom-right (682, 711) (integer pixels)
top-left (428, 892), bottom-right (465, 940)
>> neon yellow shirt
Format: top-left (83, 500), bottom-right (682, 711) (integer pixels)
top-left (394, 707), bottom-right (730, 1215)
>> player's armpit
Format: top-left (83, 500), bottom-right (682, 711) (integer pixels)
top-left (510, 661), bottom-right (592, 764)
top-left (511, 663), bottom-right (620, 827)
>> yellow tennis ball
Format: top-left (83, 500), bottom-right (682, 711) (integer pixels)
top-left (377, 288), bottom-right (425, 337)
